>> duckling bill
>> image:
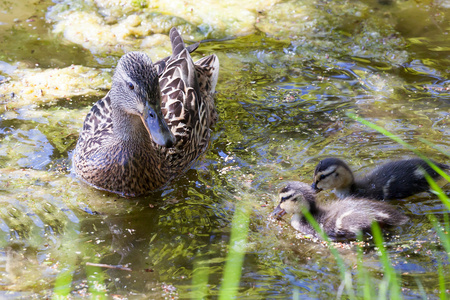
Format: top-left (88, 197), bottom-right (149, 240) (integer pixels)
top-left (72, 28), bottom-right (219, 197)
top-left (312, 157), bottom-right (449, 200)
top-left (271, 181), bottom-right (408, 241)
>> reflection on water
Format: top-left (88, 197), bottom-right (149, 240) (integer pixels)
top-left (0, 0), bottom-right (449, 298)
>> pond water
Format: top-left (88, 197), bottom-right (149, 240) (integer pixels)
top-left (0, 0), bottom-right (450, 298)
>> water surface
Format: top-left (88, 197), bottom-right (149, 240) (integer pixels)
top-left (0, 0), bottom-right (449, 298)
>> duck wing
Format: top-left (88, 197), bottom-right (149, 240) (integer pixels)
top-left (195, 54), bottom-right (220, 127)
top-left (159, 28), bottom-right (203, 150)
top-left (75, 95), bottom-right (114, 157)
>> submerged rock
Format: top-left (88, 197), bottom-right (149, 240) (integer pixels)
top-left (47, 0), bottom-right (281, 54)
top-left (0, 65), bottom-right (111, 110)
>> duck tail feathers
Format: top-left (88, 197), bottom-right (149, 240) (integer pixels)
top-left (195, 54), bottom-right (220, 93)
top-left (170, 27), bottom-right (187, 56)
top-left (375, 206), bottom-right (409, 226)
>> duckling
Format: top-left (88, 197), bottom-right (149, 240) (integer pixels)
top-left (72, 28), bottom-right (219, 197)
top-left (271, 181), bottom-right (408, 241)
top-left (312, 157), bottom-right (449, 200)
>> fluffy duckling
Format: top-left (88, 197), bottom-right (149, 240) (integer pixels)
top-left (271, 181), bottom-right (408, 241)
top-left (312, 157), bottom-right (449, 200)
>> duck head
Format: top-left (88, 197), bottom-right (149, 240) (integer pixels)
top-left (312, 158), bottom-right (354, 192)
top-left (110, 51), bottom-right (175, 148)
top-left (271, 181), bottom-right (317, 218)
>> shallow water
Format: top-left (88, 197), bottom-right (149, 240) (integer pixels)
top-left (0, 0), bottom-right (450, 298)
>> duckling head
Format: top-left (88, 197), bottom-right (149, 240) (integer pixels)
top-left (110, 51), bottom-right (175, 148)
top-left (312, 158), bottom-right (354, 192)
top-left (271, 181), bottom-right (317, 218)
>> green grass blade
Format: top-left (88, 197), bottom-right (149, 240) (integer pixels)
top-left (438, 262), bottom-right (446, 300)
top-left (356, 232), bottom-right (372, 300)
top-left (218, 205), bottom-right (251, 299)
top-left (347, 112), bottom-right (450, 300)
top-left (347, 113), bottom-right (450, 183)
top-left (52, 267), bottom-right (76, 299)
top-left (301, 209), bottom-right (355, 300)
top-left (424, 173), bottom-right (450, 211)
top-left (427, 214), bottom-right (450, 260)
top-left (347, 113), bottom-right (413, 150)
top-left (191, 259), bottom-right (210, 299)
top-left (371, 222), bottom-right (401, 300)
top-left (418, 138), bottom-right (450, 159)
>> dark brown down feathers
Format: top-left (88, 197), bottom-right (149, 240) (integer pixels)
top-left (312, 158), bottom-right (449, 200)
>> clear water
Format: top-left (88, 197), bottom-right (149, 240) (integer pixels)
top-left (0, 0), bottom-right (449, 298)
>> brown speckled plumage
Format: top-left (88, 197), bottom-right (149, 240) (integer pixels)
top-left (72, 28), bottom-right (219, 197)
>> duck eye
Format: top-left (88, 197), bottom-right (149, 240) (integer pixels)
top-left (280, 195), bottom-right (291, 203)
top-left (319, 174), bottom-right (325, 180)
top-left (128, 82), bottom-right (134, 90)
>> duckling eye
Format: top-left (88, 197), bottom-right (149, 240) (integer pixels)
top-left (128, 82), bottom-right (135, 90)
top-left (280, 196), bottom-right (290, 203)
top-left (319, 174), bottom-right (325, 180)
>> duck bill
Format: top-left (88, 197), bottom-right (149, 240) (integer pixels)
top-left (142, 104), bottom-right (175, 148)
top-left (311, 182), bottom-right (321, 192)
top-left (270, 204), bottom-right (286, 219)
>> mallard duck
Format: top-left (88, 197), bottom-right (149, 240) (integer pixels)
top-left (271, 181), bottom-right (408, 241)
top-left (312, 157), bottom-right (449, 200)
top-left (72, 28), bottom-right (219, 197)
